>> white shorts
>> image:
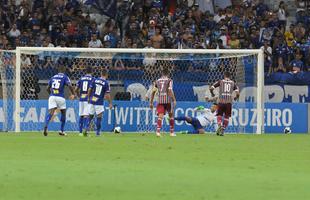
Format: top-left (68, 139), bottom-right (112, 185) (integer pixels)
top-left (48, 96), bottom-right (66, 110)
top-left (88, 104), bottom-right (104, 115)
top-left (79, 101), bottom-right (89, 116)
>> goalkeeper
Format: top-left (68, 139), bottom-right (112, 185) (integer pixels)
top-left (175, 103), bottom-right (218, 134)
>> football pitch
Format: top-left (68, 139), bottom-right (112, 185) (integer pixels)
top-left (0, 133), bottom-right (309, 200)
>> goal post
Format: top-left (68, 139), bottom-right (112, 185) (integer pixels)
top-left (8, 47), bottom-right (264, 134)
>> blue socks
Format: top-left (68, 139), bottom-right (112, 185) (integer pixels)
top-left (45, 113), bottom-right (52, 128)
top-left (96, 117), bottom-right (102, 136)
top-left (60, 113), bottom-right (66, 132)
top-left (79, 117), bottom-right (84, 133)
top-left (175, 116), bottom-right (186, 121)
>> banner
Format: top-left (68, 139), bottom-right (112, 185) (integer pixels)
top-left (0, 100), bottom-right (308, 133)
top-left (83, 0), bottom-right (117, 18)
top-left (125, 82), bottom-right (310, 103)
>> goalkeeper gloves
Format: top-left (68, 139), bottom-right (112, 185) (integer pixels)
top-left (196, 106), bottom-right (205, 111)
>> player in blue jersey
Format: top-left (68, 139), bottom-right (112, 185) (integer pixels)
top-left (43, 65), bottom-right (75, 136)
top-left (75, 67), bottom-right (95, 136)
top-left (83, 69), bottom-right (112, 136)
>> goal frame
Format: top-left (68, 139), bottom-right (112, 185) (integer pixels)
top-left (14, 47), bottom-right (264, 134)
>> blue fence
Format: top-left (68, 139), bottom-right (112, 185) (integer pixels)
top-left (0, 100), bottom-right (307, 133)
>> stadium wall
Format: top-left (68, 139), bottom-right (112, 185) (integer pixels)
top-left (0, 100), bottom-right (307, 134)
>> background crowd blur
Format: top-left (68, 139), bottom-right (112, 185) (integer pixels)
top-left (0, 0), bottom-right (310, 90)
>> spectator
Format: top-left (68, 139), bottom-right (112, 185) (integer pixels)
top-left (151, 27), bottom-right (164, 48)
top-left (262, 39), bottom-right (272, 63)
top-left (290, 50), bottom-right (304, 73)
top-left (277, 1), bottom-right (288, 29)
top-left (293, 22), bottom-right (306, 43)
top-left (228, 32), bottom-right (240, 49)
top-left (8, 24), bottom-right (21, 39)
top-left (285, 24), bottom-right (296, 47)
top-left (88, 33), bottom-right (103, 48)
top-left (275, 57), bottom-right (286, 73)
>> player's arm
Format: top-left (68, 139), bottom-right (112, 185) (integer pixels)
top-left (65, 77), bottom-right (75, 99)
top-left (104, 93), bottom-right (113, 109)
top-left (105, 83), bottom-right (113, 109)
top-left (68, 85), bottom-right (76, 100)
top-left (168, 89), bottom-right (176, 105)
top-left (75, 81), bottom-right (80, 97)
top-left (145, 82), bottom-right (156, 101)
top-left (209, 81), bottom-right (220, 97)
top-left (46, 85), bottom-right (51, 94)
top-left (149, 87), bottom-right (157, 109)
top-left (167, 80), bottom-right (176, 106)
top-left (205, 96), bottom-right (218, 102)
top-left (194, 106), bottom-right (205, 112)
top-left (234, 84), bottom-right (240, 101)
top-left (46, 79), bottom-right (51, 94)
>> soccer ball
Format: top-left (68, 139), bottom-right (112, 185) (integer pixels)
top-left (114, 126), bottom-right (121, 134)
top-left (284, 127), bottom-right (291, 134)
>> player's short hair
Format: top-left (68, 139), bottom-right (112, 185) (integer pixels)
top-left (58, 65), bottom-right (66, 73)
top-left (213, 102), bottom-right (218, 106)
top-left (86, 67), bottom-right (92, 74)
top-left (162, 67), bottom-right (169, 76)
top-left (101, 68), bottom-right (108, 76)
top-left (224, 71), bottom-right (231, 78)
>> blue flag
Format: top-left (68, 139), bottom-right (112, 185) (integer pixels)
top-left (84, 0), bottom-right (117, 18)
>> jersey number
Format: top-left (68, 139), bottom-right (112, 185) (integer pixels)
top-left (224, 83), bottom-right (231, 93)
top-left (95, 84), bottom-right (103, 95)
top-left (82, 81), bottom-right (88, 92)
top-left (52, 79), bottom-right (61, 89)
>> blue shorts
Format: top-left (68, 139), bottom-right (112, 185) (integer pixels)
top-left (191, 117), bottom-right (203, 130)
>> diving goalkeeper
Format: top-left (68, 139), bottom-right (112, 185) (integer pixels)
top-left (175, 103), bottom-right (218, 134)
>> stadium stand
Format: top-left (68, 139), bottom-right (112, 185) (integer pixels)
top-left (0, 0), bottom-right (309, 95)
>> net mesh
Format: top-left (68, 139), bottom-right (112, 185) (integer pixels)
top-left (0, 50), bottom-right (16, 132)
top-left (0, 49), bottom-right (259, 133)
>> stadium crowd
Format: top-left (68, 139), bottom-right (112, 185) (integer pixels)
top-left (0, 0), bottom-right (310, 85)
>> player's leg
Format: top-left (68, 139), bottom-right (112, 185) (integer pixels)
top-left (217, 104), bottom-right (224, 126)
top-left (78, 102), bottom-right (88, 136)
top-left (216, 104), bottom-right (224, 136)
top-left (94, 105), bottom-right (104, 136)
top-left (57, 97), bottom-right (67, 136)
top-left (156, 104), bottom-right (165, 137)
top-left (175, 116), bottom-right (193, 123)
top-left (43, 96), bottom-right (58, 136)
top-left (83, 104), bottom-right (95, 136)
top-left (59, 109), bottom-right (67, 136)
top-left (189, 118), bottom-right (204, 134)
top-left (167, 104), bottom-right (175, 136)
top-left (221, 103), bottom-right (231, 136)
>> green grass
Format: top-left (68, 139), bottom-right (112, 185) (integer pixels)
top-left (0, 133), bottom-right (310, 200)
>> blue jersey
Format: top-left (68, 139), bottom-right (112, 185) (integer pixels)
top-left (89, 77), bottom-right (110, 105)
top-left (48, 73), bottom-right (71, 97)
top-left (76, 74), bottom-right (95, 102)
top-left (290, 59), bottom-right (304, 71)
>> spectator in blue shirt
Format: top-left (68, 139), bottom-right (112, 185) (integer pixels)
top-left (290, 51), bottom-right (304, 73)
top-left (275, 41), bottom-right (289, 61)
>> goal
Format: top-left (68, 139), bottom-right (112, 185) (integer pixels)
top-left (0, 47), bottom-right (264, 134)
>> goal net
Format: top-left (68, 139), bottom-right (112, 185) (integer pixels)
top-left (0, 47), bottom-right (264, 134)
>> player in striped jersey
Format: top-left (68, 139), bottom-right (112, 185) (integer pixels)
top-left (210, 71), bottom-right (239, 136)
top-left (75, 67), bottom-right (95, 136)
top-left (150, 67), bottom-right (176, 137)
